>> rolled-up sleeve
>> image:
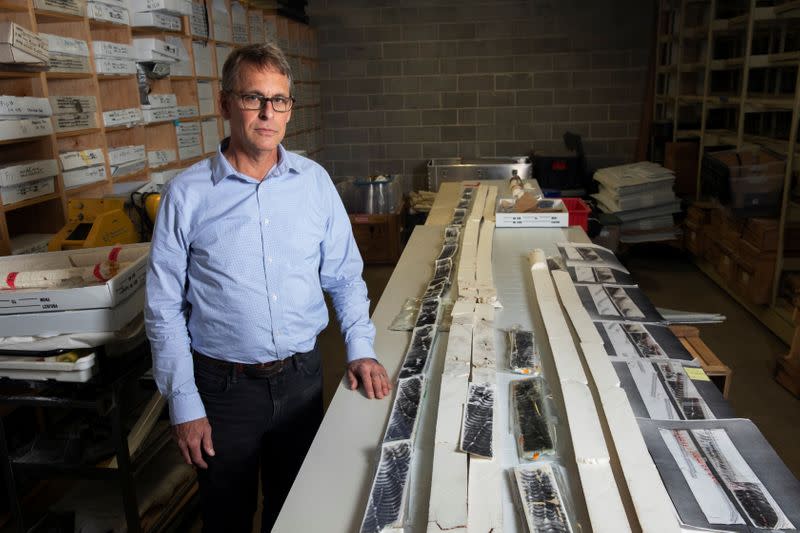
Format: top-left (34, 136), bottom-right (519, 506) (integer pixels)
top-left (318, 178), bottom-right (377, 363)
top-left (144, 187), bottom-right (206, 425)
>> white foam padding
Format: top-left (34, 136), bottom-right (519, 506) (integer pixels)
top-left (600, 387), bottom-right (681, 533)
top-left (580, 342), bottom-right (621, 392)
top-left (576, 462), bottom-right (632, 533)
top-left (561, 381), bottom-right (610, 464)
top-left (427, 441), bottom-right (468, 531)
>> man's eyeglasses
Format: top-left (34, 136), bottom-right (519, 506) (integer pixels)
top-left (233, 93), bottom-right (295, 113)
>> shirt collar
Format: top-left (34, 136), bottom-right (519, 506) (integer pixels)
top-left (210, 138), bottom-right (300, 185)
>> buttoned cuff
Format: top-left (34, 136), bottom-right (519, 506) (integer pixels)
top-left (168, 391), bottom-right (207, 425)
top-left (345, 337), bottom-right (377, 364)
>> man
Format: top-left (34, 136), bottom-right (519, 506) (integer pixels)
top-left (144, 42), bottom-right (392, 533)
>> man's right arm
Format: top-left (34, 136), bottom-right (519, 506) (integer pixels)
top-left (144, 188), bottom-right (206, 426)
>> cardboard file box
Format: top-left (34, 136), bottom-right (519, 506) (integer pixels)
top-left (0, 176), bottom-right (55, 205)
top-left (0, 22), bottom-right (48, 64)
top-left (0, 160), bottom-right (58, 188)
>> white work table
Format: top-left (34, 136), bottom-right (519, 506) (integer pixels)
top-left (275, 184), bottom-right (592, 533)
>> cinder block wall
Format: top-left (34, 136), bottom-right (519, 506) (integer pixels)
top-left (307, 0), bottom-right (654, 187)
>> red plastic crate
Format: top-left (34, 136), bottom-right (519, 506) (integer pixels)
top-left (562, 197), bottom-right (590, 231)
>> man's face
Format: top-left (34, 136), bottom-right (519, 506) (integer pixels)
top-left (220, 63), bottom-right (292, 158)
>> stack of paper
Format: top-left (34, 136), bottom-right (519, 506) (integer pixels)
top-left (197, 81), bottom-right (215, 115)
top-left (190, 1), bottom-right (209, 38)
top-left (0, 22), bottom-right (48, 66)
top-left (215, 44), bottom-right (232, 78)
top-left (212, 0), bottom-right (232, 42)
top-left (231, 2), bottom-right (248, 44)
top-left (592, 161), bottom-right (681, 243)
top-left (166, 36), bottom-right (193, 80)
top-left (34, 0), bottom-right (85, 16)
top-left (147, 149), bottom-right (176, 169)
top-left (176, 122), bottom-right (202, 161)
top-left (201, 118), bottom-right (219, 154)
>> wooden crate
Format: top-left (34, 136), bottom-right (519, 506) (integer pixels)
top-left (669, 325), bottom-right (732, 398)
top-left (349, 211), bottom-right (404, 265)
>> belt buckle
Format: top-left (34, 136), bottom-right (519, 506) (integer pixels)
top-left (245, 358), bottom-right (285, 378)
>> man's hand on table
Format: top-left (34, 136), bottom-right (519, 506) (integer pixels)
top-left (173, 417), bottom-right (215, 469)
top-left (347, 358), bottom-right (392, 399)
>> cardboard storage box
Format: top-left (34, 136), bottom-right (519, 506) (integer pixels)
top-left (0, 22), bottom-right (48, 64)
top-left (734, 239), bottom-right (776, 305)
top-left (349, 211), bottom-right (404, 264)
top-left (684, 219), bottom-right (704, 257)
top-left (0, 159), bottom-right (58, 188)
top-left (0, 243), bottom-right (149, 314)
top-left (1, 176), bottom-right (54, 205)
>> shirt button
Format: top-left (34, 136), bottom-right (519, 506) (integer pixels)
top-left (267, 257), bottom-right (273, 263)
top-left (264, 218), bottom-right (270, 225)
top-left (272, 294), bottom-right (278, 301)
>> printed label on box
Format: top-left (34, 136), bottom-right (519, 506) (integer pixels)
top-left (108, 145), bottom-right (146, 166)
top-left (143, 93), bottom-right (178, 108)
top-left (177, 105), bottom-right (199, 118)
top-left (143, 107), bottom-right (179, 123)
top-left (41, 33), bottom-right (89, 57)
top-left (132, 11), bottom-right (181, 30)
top-left (103, 107), bottom-right (143, 127)
top-left (190, 2), bottom-right (209, 37)
top-left (2, 23), bottom-right (49, 62)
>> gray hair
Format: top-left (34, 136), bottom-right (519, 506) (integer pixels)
top-left (220, 42), bottom-right (293, 94)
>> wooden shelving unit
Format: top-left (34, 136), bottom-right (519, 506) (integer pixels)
top-left (0, 0), bottom-right (321, 256)
top-left (655, 0), bottom-right (800, 346)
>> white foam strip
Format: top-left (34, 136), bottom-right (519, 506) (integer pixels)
top-left (561, 381), bottom-right (610, 464)
top-left (428, 441), bottom-right (468, 531)
top-left (435, 361), bottom-right (469, 444)
top-left (548, 337), bottom-right (589, 384)
top-left (427, 523), bottom-right (467, 533)
top-left (482, 185), bottom-right (497, 222)
top-left (553, 262), bottom-right (679, 532)
top-left (528, 249), bottom-right (548, 269)
top-left (466, 395), bottom-right (502, 532)
top-left (445, 320), bottom-right (473, 363)
top-left (576, 462), bottom-right (632, 533)
top-left (476, 220), bottom-right (494, 288)
top-left (471, 303), bottom-right (496, 369)
top-left (458, 219), bottom-right (481, 291)
top-left (469, 184), bottom-right (489, 221)
top-left (601, 388), bottom-right (681, 533)
top-left (580, 342), bottom-right (621, 391)
top-left (552, 270), bottom-right (604, 344)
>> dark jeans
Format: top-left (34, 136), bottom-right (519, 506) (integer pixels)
top-left (193, 346), bottom-right (323, 533)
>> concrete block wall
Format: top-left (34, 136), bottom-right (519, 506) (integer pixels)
top-left (306, 0), bottom-right (654, 187)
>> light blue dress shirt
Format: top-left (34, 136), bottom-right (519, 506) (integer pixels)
top-left (145, 140), bottom-right (376, 425)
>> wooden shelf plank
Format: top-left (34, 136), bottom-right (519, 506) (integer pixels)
top-left (33, 9), bottom-right (84, 21)
top-left (55, 128), bottom-right (103, 138)
top-left (65, 180), bottom-right (111, 197)
top-left (1, 193), bottom-right (61, 213)
top-left (0, 134), bottom-right (53, 146)
top-left (0, 0), bottom-right (28, 11)
top-left (46, 72), bottom-right (93, 80)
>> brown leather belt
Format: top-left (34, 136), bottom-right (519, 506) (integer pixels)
top-left (193, 350), bottom-right (289, 376)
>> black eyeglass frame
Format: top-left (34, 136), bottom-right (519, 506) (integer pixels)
top-left (229, 92), bottom-right (296, 113)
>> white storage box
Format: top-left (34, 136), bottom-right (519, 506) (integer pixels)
top-left (0, 352), bottom-right (97, 382)
top-left (192, 41), bottom-right (213, 77)
top-left (143, 93), bottom-right (178, 108)
top-left (177, 105), bottom-right (199, 118)
top-left (0, 289), bottom-right (144, 336)
top-left (33, 0), bottom-right (86, 16)
top-left (0, 118), bottom-right (53, 142)
top-left (202, 118), bottom-right (219, 154)
top-left (0, 243), bottom-right (148, 313)
top-left (495, 197), bottom-right (570, 228)
top-left (198, 98), bottom-right (215, 116)
top-left (59, 148), bottom-right (105, 171)
top-left (53, 112), bottom-right (98, 133)
top-left (63, 165), bottom-right (106, 189)
top-left (108, 145), bottom-right (145, 166)
top-left (0, 160), bottom-right (58, 188)
top-left (92, 40), bottom-right (134, 59)
top-left (41, 33), bottom-right (89, 58)
top-left (215, 44), bottom-right (231, 77)
top-left (103, 107), bottom-right (143, 128)
top-left (1, 176), bottom-right (54, 205)
top-left (0, 22), bottom-right (48, 64)
top-left (142, 107), bottom-right (178, 123)
top-left (95, 57), bottom-right (137, 75)
top-left (130, 0), bottom-right (190, 15)
top-left (190, 1), bottom-right (209, 38)
top-left (132, 11), bottom-right (181, 30)
top-left (133, 37), bottom-right (179, 62)
top-left (248, 10), bottom-right (264, 44)
top-left (49, 96), bottom-right (97, 115)
top-left (0, 96), bottom-right (52, 118)
top-left (87, 2), bottom-right (130, 25)
top-left (178, 143), bottom-right (202, 160)
top-left (147, 149), bottom-right (176, 168)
